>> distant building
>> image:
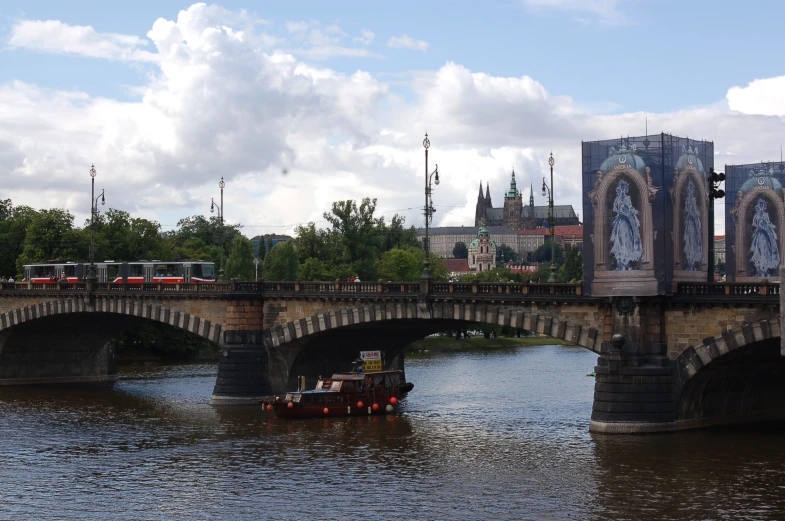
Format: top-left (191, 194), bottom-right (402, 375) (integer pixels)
top-left (443, 258), bottom-right (470, 277)
top-left (474, 171), bottom-right (580, 230)
top-left (417, 225), bottom-right (549, 261)
top-left (251, 234), bottom-right (293, 257)
top-left (714, 236), bottom-right (726, 264)
top-left (468, 222), bottom-right (496, 272)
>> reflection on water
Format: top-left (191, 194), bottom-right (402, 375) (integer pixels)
top-left (1, 347), bottom-right (785, 520)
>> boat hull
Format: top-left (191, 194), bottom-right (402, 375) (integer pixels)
top-left (270, 402), bottom-right (397, 419)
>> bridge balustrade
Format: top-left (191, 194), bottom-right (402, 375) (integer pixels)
top-left (677, 281), bottom-right (780, 297)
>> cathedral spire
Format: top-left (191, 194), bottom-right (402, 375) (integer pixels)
top-left (478, 181), bottom-right (484, 198)
top-left (505, 168), bottom-right (519, 198)
top-left (485, 182), bottom-right (492, 208)
top-left (530, 182), bottom-right (534, 207)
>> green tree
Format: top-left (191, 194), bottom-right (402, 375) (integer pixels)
top-left (533, 239), bottom-right (564, 265)
top-left (559, 246), bottom-right (583, 282)
top-left (0, 204), bottom-right (35, 278)
top-left (224, 235), bottom-right (256, 280)
top-left (456, 267), bottom-right (520, 283)
top-left (323, 198), bottom-right (384, 280)
top-left (452, 241), bottom-right (468, 259)
top-left (263, 241), bottom-right (299, 280)
top-left (378, 247), bottom-right (448, 282)
top-left (0, 199), bottom-right (12, 221)
top-left (298, 257), bottom-right (331, 281)
top-left (495, 244), bottom-right (518, 265)
top-left (16, 209), bottom-right (84, 272)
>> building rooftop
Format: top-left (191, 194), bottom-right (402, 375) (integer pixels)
top-left (443, 258), bottom-right (470, 273)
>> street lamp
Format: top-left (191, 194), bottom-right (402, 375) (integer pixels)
top-left (707, 167), bottom-right (726, 282)
top-left (86, 164), bottom-right (105, 283)
top-left (542, 152), bottom-right (556, 283)
top-left (422, 133), bottom-right (439, 280)
top-left (211, 177), bottom-right (225, 281)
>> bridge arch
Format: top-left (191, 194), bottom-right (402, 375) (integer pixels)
top-left (674, 318), bottom-right (785, 428)
top-left (0, 297), bottom-right (225, 385)
top-left (260, 302), bottom-right (602, 393)
top-left (0, 297), bottom-right (224, 345)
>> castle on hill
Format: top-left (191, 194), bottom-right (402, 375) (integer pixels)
top-left (474, 170), bottom-right (580, 230)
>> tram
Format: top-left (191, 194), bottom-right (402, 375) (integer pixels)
top-left (22, 260), bottom-right (216, 284)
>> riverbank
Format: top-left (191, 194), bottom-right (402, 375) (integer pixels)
top-left (405, 336), bottom-right (571, 351)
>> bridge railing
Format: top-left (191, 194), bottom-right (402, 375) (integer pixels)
top-left (676, 281), bottom-right (780, 297)
top-left (431, 282), bottom-right (583, 296)
top-left (0, 280), bottom-right (778, 300)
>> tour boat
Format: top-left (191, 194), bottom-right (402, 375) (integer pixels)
top-left (265, 370), bottom-right (414, 419)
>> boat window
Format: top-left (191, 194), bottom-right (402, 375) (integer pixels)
top-left (342, 381), bottom-right (355, 390)
top-left (330, 381), bottom-right (341, 390)
top-left (373, 376), bottom-right (384, 386)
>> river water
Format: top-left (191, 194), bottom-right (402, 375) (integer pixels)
top-left (2, 345), bottom-right (785, 520)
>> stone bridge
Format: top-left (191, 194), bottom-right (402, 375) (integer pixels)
top-left (0, 278), bottom-right (781, 433)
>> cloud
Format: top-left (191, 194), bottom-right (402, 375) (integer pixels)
top-left (726, 76), bottom-right (785, 117)
top-left (284, 21), bottom-right (379, 60)
top-left (521, 0), bottom-right (630, 25)
top-left (353, 29), bottom-right (375, 45)
top-left (1, 2), bottom-right (783, 238)
top-left (8, 19), bottom-right (158, 62)
top-left (387, 34), bottom-right (428, 52)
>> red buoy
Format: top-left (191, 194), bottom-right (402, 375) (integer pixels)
top-left (372, 403), bottom-right (379, 411)
top-left (266, 404), bottom-right (272, 411)
top-left (357, 401), bottom-right (364, 408)
top-left (287, 402), bottom-right (294, 409)
top-left (323, 407), bottom-right (329, 415)
top-left (389, 397), bottom-right (398, 405)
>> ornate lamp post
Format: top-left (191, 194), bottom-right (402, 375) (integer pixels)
top-left (542, 152), bottom-right (556, 282)
top-left (707, 167), bottom-right (726, 282)
top-left (422, 133), bottom-right (439, 280)
top-left (86, 165), bottom-right (105, 283)
top-left (211, 177), bottom-right (225, 281)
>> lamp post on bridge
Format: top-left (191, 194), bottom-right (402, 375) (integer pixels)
top-left (86, 165), bottom-right (105, 283)
top-left (542, 152), bottom-right (556, 283)
top-left (707, 167), bottom-right (726, 282)
top-left (422, 133), bottom-right (440, 280)
top-left (211, 177), bottom-right (225, 281)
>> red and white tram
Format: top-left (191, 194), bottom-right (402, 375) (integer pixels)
top-left (23, 260), bottom-right (216, 284)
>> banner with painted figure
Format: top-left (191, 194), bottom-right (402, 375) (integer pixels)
top-left (582, 134), bottom-right (713, 296)
top-left (725, 161), bottom-right (785, 282)
top-left (669, 137), bottom-right (713, 289)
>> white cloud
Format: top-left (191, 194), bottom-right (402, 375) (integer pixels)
top-left (1, 2), bottom-right (783, 239)
top-left (284, 21), bottom-right (379, 60)
top-left (387, 34), bottom-right (428, 52)
top-left (726, 76), bottom-right (785, 117)
top-left (521, 0), bottom-right (630, 25)
top-left (353, 29), bottom-right (375, 45)
top-left (8, 19), bottom-right (158, 62)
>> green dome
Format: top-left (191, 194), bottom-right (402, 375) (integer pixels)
top-left (469, 238), bottom-right (479, 248)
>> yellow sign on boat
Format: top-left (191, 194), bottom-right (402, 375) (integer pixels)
top-left (363, 360), bottom-right (382, 371)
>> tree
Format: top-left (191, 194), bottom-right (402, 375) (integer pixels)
top-left (263, 241), bottom-right (299, 281)
top-left (453, 242), bottom-right (468, 259)
top-left (559, 246), bottom-right (583, 282)
top-left (224, 235), bottom-right (256, 280)
top-left (0, 204), bottom-right (35, 278)
top-left (533, 239), bottom-right (564, 265)
top-left (16, 209), bottom-right (84, 272)
top-left (495, 244), bottom-right (518, 265)
top-left (298, 257), bottom-right (331, 281)
top-left (456, 267), bottom-right (520, 283)
top-left (0, 199), bottom-right (12, 221)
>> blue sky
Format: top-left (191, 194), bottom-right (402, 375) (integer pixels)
top-left (0, 1), bottom-right (783, 232)
top-left (2, 0), bottom-right (782, 112)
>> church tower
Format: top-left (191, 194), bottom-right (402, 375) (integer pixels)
top-left (485, 182), bottom-right (492, 209)
top-left (503, 169), bottom-right (523, 229)
top-left (474, 181), bottom-right (486, 226)
top-left (529, 182), bottom-right (535, 208)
